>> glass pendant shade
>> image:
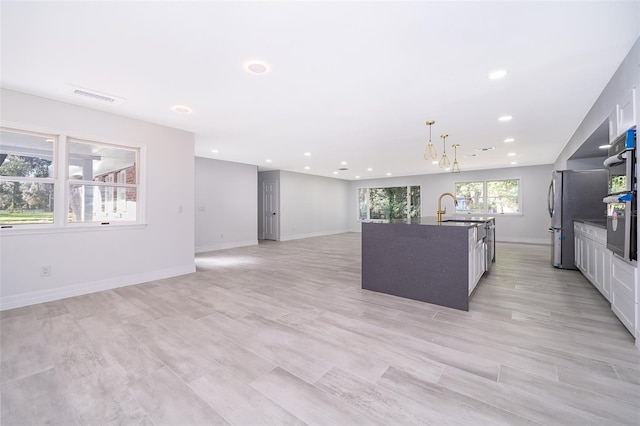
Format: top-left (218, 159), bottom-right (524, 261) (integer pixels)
top-left (424, 120), bottom-right (437, 160)
top-left (451, 144), bottom-right (461, 173)
top-left (439, 134), bottom-right (450, 168)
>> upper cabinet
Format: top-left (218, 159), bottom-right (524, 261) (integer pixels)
top-left (609, 88), bottom-right (637, 142)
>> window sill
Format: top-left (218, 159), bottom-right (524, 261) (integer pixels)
top-left (0, 223), bottom-right (148, 236)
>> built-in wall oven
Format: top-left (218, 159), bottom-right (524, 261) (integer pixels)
top-left (603, 127), bottom-right (636, 262)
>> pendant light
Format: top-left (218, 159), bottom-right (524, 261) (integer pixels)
top-left (423, 120), bottom-right (437, 160)
top-left (439, 134), bottom-right (450, 168)
top-left (451, 144), bottom-right (461, 173)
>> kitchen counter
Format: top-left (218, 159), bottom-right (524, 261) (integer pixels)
top-left (361, 216), bottom-right (494, 311)
top-left (574, 218), bottom-right (607, 229)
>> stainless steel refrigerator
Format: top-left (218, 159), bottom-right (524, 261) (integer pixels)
top-left (547, 170), bottom-right (608, 269)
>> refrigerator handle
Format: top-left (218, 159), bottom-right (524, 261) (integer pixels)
top-left (547, 180), bottom-right (554, 218)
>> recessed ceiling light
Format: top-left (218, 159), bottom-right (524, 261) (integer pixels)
top-left (211, 149), bottom-right (219, 153)
top-left (499, 115), bottom-right (512, 122)
top-left (504, 138), bottom-right (515, 143)
top-left (386, 173), bottom-right (392, 176)
top-left (333, 171), bottom-right (338, 175)
top-left (355, 176), bottom-right (360, 179)
top-left (599, 144), bottom-right (612, 149)
top-left (172, 105), bottom-right (193, 114)
top-left (367, 168), bottom-right (373, 171)
top-left (341, 161), bottom-right (347, 165)
top-left (304, 166), bottom-right (310, 170)
top-left (246, 61), bottom-right (269, 74)
top-left (304, 152), bottom-right (311, 157)
top-left (510, 161), bottom-right (518, 165)
top-left (431, 160), bottom-right (438, 165)
top-left (488, 69), bottom-right (507, 80)
top-left (265, 159), bottom-right (272, 163)
top-left (507, 152), bottom-right (516, 157)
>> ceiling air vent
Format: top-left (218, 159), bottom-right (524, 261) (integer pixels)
top-left (69, 85), bottom-right (125, 105)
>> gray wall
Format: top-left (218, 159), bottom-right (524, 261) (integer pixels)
top-left (349, 164), bottom-right (553, 244)
top-left (555, 38), bottom-right (640, 170)
top-left (258, 170), bottom-right (350, 241)
top-left (195, 157), bottom-right (258, 252)
top-left (279, 171), bottom-right (350, 241)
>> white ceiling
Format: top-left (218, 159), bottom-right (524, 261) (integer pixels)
top-left (2, 1), bottom-right (639, 180)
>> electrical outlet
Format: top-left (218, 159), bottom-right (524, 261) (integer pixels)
top-left (40, 265), bottom-right (51, 277)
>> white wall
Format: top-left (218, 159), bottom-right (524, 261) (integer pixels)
top-left (195, 157), bottom-right (258, 252)
top-left (0, 89), bottom-right (195, 310)
top-left (349, 164), bottom-right (553, 244)
top-left (278, 171), bottom-right (350, 241)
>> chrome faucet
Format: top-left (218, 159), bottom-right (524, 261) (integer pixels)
top-left (437, 192), bottom-right (458, 222)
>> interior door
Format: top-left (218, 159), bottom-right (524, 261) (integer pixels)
top-left (263, 180), bottom-right (279, 240)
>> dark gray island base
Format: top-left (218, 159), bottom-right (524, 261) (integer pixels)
top-left (361, 216), bottom-right (494, 311)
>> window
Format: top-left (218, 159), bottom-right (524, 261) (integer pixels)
top-left (0, 129), bottom-right (56, 225)
top-left (358, 186), bottom-right (421, 221)
top-left (455, 181), bottom-right (484, 213)
top-left (68, 139), bottom-right (138, 223)
top-left (455, 179), bottom-right (520, 214)
top-left (0, 126), bottom-right (141, 229)
top-left (487, 179), bottom-right (520, 214)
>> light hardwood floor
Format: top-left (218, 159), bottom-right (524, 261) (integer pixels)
top-left (1, 233), bottom-right (639, 425)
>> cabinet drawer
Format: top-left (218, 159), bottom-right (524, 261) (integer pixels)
top-left (611, 256), bottom-right (637, 334)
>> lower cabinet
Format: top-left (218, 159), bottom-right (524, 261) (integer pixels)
top-left (574, 222), bottom-right (611, 301)
top-left (574, 221), bottom-right (637, 336)
top-left (611, 255), bottom-right (637, 335)
top-left (468, 228), bottom-right (485, 295)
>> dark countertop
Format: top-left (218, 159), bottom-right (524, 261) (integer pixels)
top-left (382, 216), bottom-right (495, 227)
top-left (574, 218), bottom-right (607, 229)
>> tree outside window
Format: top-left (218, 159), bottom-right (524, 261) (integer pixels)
top-left (358, 186), bottom-right (420, 221)
top-left (0, 129), bottom-right (55, 225)
top-left (455, 181), bottom-right (484, 213)
top-left (455, 179), bottom-right (520, 214)
top-left (488, 179), bottom-right (520, 213)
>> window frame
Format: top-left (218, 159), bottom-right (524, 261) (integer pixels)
top-left (455, 178), bottom-right (522, 215)
top-left (357, 185), bottom-right (421, 221)
top-left (0, 122), bottom-right (145, 233)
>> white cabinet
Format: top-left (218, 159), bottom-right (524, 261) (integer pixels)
top-left (575, 221), bottom-right (637, 336)
top-left (468, 227), bottom-right (485, 295)
top-left (611, 255), bottom-right (637, 335)
top-left (609, 88), bottom-right (637, 142)
top-left (574, 222), bottom-right (610, 301)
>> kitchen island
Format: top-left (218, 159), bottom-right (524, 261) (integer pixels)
top-left (361, 216), bottom-right (495, 311)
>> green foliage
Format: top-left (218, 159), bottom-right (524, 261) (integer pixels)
top-left (0, 155), bottom-right (53, 213)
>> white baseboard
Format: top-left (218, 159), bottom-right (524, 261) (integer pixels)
top-left (280, 230), bottom-right (349, 242)
top-left (195, 239), bottom-right (258, 253)
top-left (0, 264), bottom-right (196, 311)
